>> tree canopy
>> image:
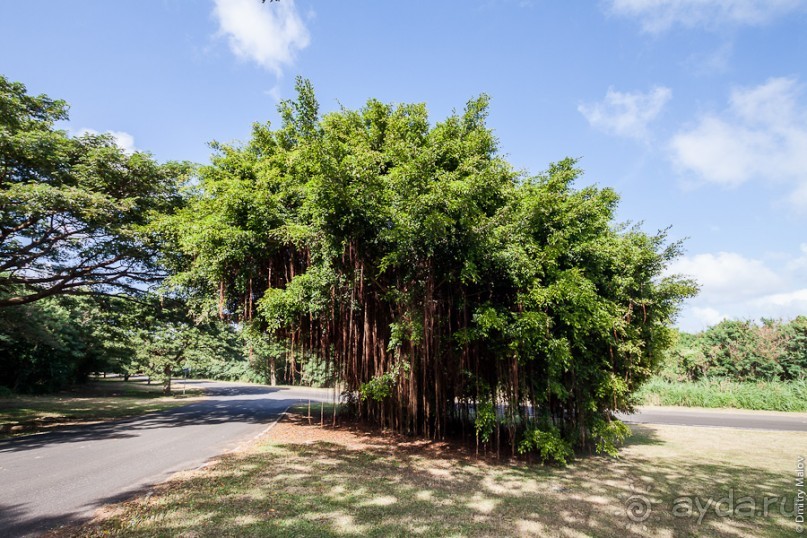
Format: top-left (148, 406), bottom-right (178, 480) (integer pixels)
top-left (0, 75), bottom-right (188, 307)
top-left (164, 78), bottom-right (697, 458)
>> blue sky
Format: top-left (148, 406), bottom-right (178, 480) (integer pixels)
top-left (2, 0), bottom-right (806, 332)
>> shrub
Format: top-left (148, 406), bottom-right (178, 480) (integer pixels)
top-left (591, 417), bottom-right (631, 457)
top-left (517, 424), bottom-right (574, 465)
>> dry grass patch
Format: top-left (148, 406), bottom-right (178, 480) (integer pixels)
top-left (63, 411), bottom-right (805, 537)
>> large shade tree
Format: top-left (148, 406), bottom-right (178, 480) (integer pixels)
top-left (165, 78), bottom-right (696, 459)
top-left (0, 75), bottom-right (188, 307)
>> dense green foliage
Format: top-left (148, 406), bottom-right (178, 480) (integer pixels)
top-left (0, 296), bottom-right (107, 392)
top-left (0, 75), bottom-right (188, 307)
top-left (164, 78), bottom-right (696, 457)
top-left (660, 318), bottom-right (807, 382)
top-left (124, 298), bottom-right (245, 394)
top-left (0, 293), bottom-right (245, 394)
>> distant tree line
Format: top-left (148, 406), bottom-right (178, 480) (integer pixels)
top-left (661, 318), bottom-right (807, 383)
top-left (0, 291), bottom-right (331, 394)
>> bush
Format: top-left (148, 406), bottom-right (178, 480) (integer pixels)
top-left (591, 418), bottom-right (631, 457)
top-left (665, 318), bottom-right (807, 383)
top-left (517, 424), bottom-right (574, 465)
top-left (474, 399), bottom-right (496, 445)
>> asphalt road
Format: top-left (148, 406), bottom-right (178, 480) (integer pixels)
top-left (0, 381), bottom-right (333, 537)
top-left (617, 406), bottom-right (807, 431)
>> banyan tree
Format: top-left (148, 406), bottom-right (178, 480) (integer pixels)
top-left (165, 78), bottom-right (696, 460)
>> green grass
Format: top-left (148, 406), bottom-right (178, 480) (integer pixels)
top-left (0, 378), bottom-right (202, 436)
top-left (66, 409), bottom-right (805, 538)
top-left (635, 378), bottom-right (807, 411)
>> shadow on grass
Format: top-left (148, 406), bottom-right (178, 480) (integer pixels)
top-left (0, 379), bottom-right (204, 435)
top-left (622, 424), bottom-right (664, 447)
top-left (70, 415), bottom-right (799, 538)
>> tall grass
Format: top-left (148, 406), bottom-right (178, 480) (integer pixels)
top-left (635, 378), bottom-right (807, 412)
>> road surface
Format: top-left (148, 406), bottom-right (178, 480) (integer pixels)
top-left (618, 406), bottom-right (807, 432)
top-left (0, 381), bottom-right (333, 537)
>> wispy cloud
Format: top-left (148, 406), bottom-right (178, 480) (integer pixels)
top-left (608, 0), bottom-right (804, 32)
top-left (578, 86), bottom-right (671, 140)
top-left (689, 306), bottom-right (728, 328)
top-left (668, 252), bottom-right (785, 302)
top-left (212, 0), bottom-right (310, 76)
top-left (107, 131), bottom-right (137, 154)
top-left (669, 77), bottom-right (807, 208)
top-left (684, 41), bottom-right (734, 75)
top-left (264, 84), bottom-right (282, 102)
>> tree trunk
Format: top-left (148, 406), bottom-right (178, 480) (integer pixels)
top-left (163, 365), bottom-right (172, 395)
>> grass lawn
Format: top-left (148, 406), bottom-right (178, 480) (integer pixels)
top-left (0, 378), bottom-right (203, 436)
top-left (64, 408), bottom-right (806, 538)
top-left (635, 378), bottom-right (807, 412)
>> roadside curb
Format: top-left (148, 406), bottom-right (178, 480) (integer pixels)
top-left (234, 405), bottom-right (292, 451)
top-left (195, 405), bottom-right (292, 471)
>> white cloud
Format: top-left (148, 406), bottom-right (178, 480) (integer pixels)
top-left (75, 128), bottom-right (137, 154)
top-left (690, 306), bottom-right (727, 327)
top-left (751, 288), bottom-right (807, 309)
top-left (667, 251), bottom-right (785, 303)
top-left (670, 249), bottom-right (807, 332)
top-left (609, 0), bottom-right (804, 32)
top-left (213, 0), bottom-right (310, 76)
top-left (669, 77), bottom-right (807, 205)
top-left (578, 86), bottom-right (671, 140)
top-left (107, 131), bottom-right (137, 154)
top-left (785, 243), bottom-right (807, 272)
top-left (789, 183), bottom-right (807, 211)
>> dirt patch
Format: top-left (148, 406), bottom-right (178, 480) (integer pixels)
top-left (262, 412), bottom-right (485, 463)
